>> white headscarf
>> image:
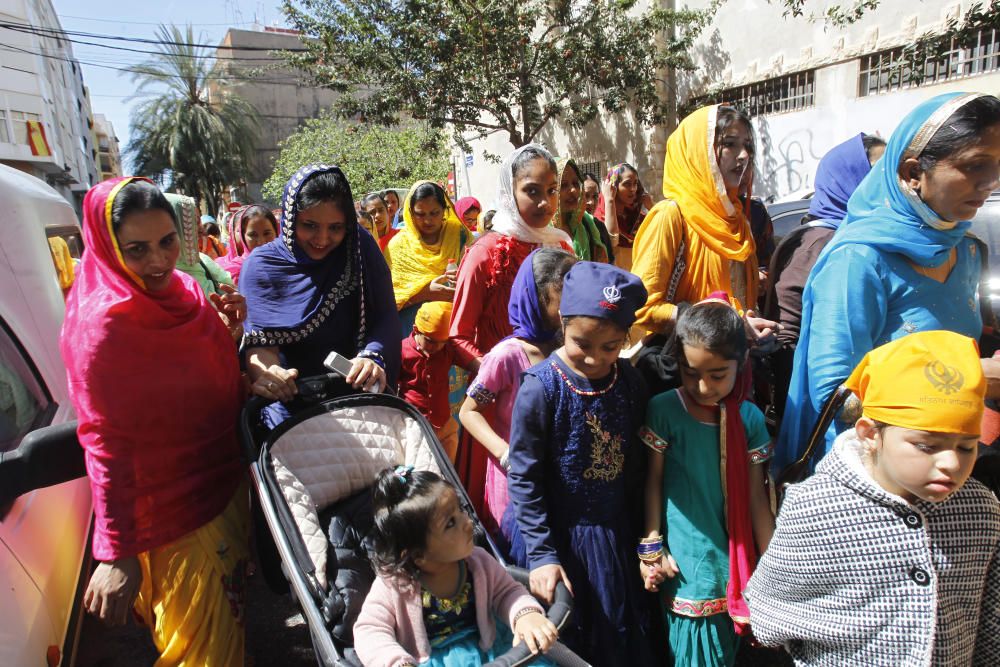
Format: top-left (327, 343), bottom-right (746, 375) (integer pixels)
top-left (490, 144), bottom-right (572, 247)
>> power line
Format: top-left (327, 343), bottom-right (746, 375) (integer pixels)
top-left (0, 43), bottom-right (314, 85)
top-left (59, 15), bottom-right (263, 27)
top-left (0, 20), bottom-right (310, 52)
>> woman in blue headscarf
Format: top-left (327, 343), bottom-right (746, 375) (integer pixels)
top-left (241, 164), bottom-right (401, 426)
top-left (764, 133), bottom-right (885, 422)
top-left (775, 92), bottom-right (1000, 474)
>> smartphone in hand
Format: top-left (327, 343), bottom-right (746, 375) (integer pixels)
top-left (323, 351), bottom-right (354, 377)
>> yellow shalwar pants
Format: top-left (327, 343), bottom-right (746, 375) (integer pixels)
top-left (134, 483), bottom-right (250, 666)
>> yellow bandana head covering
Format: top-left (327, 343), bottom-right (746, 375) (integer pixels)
top-left (662, 104), bottom-right (756, 263)
top-left (844, 330), bottom-right (985, 435)
top-left (415, 301), bottom-right (453, 340)
top-left (386, 180), bottom-right (465, 309)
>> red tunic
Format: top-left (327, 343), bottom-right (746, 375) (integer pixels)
top-left (377, 227), bottom-right (400, 252)
top-left (399, 333), bottom-right (477, 430)
top-left (450, 233), bottom-right (539, 358)
top-left (449, 233), bottom-right (538, 512)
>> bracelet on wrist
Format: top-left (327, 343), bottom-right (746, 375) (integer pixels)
top-left (637, 534), bottom-right (664, 562)
top-left (512, 606), bottom-right (541, 627)
top-left (357, 349), bottom-right (386, 369)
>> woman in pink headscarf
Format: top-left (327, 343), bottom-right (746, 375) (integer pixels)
top-left (61, 177), bottom-right (250, 665)
top-left (455, 196), bottom-right (483, 233)
top-left (216, 204), bottom-right (279, 286)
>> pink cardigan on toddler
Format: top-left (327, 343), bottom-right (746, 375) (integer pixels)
top-left (354, 546), bottom-right (544, 667)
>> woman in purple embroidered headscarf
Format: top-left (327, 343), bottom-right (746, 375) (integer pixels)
top-left (459, 248), bottom-right (577, 545)
top-left (763, 133), bottom-right (886, 422)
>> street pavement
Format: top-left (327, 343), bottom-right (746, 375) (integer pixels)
top-left (76, 566), bottom-right (318, 666)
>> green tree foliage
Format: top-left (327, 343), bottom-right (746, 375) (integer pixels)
top-left (125, 25), bottom-right (260, 211)
top-left (263, 115), bottom-right (450, 202)
top-left (279, 0), bottom-right (714, 151)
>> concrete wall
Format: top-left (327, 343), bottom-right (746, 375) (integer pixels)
top-left (0, 0), bottom-right (98, 213)
top-left (94, 113), bottom-right (122, 181)
top-left (450, 0), bottom-right (993, 205)
top-left (211, 28), bottom-right (341, 206)
top-left (754, 68), bottom-right (1000, 200)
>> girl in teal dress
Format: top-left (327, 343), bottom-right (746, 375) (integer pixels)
top-left (639, 297), bottom-right (775, 666)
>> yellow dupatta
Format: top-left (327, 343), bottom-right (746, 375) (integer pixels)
top-left (385, 181), bottom-right (466, 309)
top-left (662, 104), bottom-right (756, 262)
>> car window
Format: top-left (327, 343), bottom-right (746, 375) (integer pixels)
top-left (46, 226), bottom-right (84, 259)
top-left (0, 320), bottom-right (53, 453)
top-left (969, 201), bottom-right (1000, 272)
top-left (771, 208), bottom-right (809, 244)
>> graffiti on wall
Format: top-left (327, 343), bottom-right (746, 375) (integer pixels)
top-left (756, 116), bottom-right (824, 201)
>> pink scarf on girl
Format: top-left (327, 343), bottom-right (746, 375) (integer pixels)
top-left (216, 205), bottom-right (251, 286)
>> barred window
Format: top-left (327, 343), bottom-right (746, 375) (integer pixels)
top-left (688, 70), bottom-right (816, 118)
top-left (859, 26), bottom-right (1000, 96)
top-left (576, 161), bottom-right (603, 180)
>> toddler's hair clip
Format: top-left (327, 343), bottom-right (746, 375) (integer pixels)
top-left (394, 465), bottom-right (415, 483)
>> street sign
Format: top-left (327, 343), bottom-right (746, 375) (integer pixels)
top-left (465, 153), bottom-right (474, 167)
top-left (227, 201), bottom-right (243, 212)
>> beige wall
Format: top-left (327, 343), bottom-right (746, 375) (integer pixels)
top-left (452, 0), bottom-right (992, 204)
top-left (211, 28), bottom-right (341, 205)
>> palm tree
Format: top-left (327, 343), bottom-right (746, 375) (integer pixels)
top-left (125, 24), bottom-right (259, 211)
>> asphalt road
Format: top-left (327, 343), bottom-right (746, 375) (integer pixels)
top-left (75, 566), bottom-right (317, 666)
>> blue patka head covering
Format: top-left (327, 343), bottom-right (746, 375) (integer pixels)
top-left (560, 261), bottom-right (647, 330)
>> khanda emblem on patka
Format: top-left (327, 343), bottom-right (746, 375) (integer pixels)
top-left (600, 285), bottom-right (622, 312)
top-left (924, 359), bottom-right (965, 395)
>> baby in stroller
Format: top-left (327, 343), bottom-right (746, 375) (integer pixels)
top-left (355, 467), bottom-right (557, 666)
top-left (244, 382), bottom-right (584, 667)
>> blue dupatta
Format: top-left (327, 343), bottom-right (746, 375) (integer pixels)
top-left (807, 133), bottom-right (874, 230)
top-left (241, 164), bottom-right (369, 350)
top-left (775, 92), bottom-right (987, 473)
top-left (507, 249), bottom-right (558, 343)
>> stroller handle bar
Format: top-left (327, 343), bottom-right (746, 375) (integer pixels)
top-left (483, 566), bottom-right (589, 667)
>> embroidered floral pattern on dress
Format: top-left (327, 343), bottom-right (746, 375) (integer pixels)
top-left (671, 596), bottom-right (728, 617)
top-left (467, 382), bottom-right (496, 405)
top-left (422, 573), bottom-right (476, 647)
top-left (583, 412), bottom-right (625, 481)
top-left (639, 425), bottom-right (669, 453)
top-left (749, 442), bottom-right (774, 465)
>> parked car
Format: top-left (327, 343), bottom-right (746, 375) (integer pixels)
top-left (766, 190), bottom-right (1000, 313)
top-left (0, 164), bottom-right (91, 667)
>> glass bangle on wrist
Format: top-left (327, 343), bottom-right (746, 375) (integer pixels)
top-left (637, 534), bottom-right (664, 563)
top-left (357, 349), bottom-right (385, 369)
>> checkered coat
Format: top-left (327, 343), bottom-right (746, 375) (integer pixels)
top-left (745, 432), bottom-right (1000, 666)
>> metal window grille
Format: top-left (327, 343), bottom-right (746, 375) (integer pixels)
top-left (576, 161), bottom-right (603, 180)
top-left (859, 26), bottom-right (1000, 96)
top-left (713, 70), bottom-right (816, 117)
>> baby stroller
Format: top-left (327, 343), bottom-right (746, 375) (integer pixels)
top-left (242, 374), bottom-right (590, 667)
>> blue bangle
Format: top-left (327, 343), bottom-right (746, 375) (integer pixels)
top-left (358, 349), bottom-right (385, 369)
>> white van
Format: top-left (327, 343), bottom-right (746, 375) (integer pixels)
top-left (0, 164), bottom-right (92, 666)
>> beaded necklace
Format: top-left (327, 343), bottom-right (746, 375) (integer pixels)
top-left (550, 360), bottom-right (619, 396)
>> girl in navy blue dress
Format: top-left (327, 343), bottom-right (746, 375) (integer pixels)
top-left (503, 261), bottom-right (655, 665)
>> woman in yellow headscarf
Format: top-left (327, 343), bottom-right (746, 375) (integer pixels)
top-left (384, 180), bottom-right (471, 335)
top-left (631, 105), bottom-right (776, 341)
